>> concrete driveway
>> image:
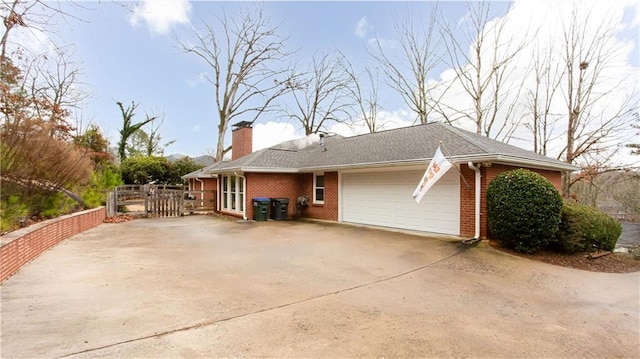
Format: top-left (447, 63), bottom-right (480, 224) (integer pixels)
top-left (1, 216), bottom-right (638, 358)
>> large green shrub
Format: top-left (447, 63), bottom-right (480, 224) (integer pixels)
top-left (486, 169), bottom-right (563, 253)
top-left (554, 201), bottom-right (622, 253)
top-left (120, 156), bottom-right (169, 184)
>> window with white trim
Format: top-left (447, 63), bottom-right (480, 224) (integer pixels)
top-left (313, 173), bottom-right (325, 204)
top-left (222, 174), bottom-right (245, 213)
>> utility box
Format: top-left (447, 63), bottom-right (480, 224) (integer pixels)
top-left (270, 198), bottom-right (290, 221)
top-left (252, 197), bottom-right (271, 221)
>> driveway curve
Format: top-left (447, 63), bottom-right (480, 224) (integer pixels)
top-left (1, 216), bottom-right (638, 358)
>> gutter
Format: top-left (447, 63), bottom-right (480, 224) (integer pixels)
top-left (209, 155), bottom-right (578, 175)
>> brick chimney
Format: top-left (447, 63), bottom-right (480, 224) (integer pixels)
top-left (231, 121), bottom-right (253, 160)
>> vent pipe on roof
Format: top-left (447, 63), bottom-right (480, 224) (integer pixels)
top-left (319, 133), bottom-right (325, 146)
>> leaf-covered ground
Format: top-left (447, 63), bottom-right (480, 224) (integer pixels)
top-left (490, 240), bottom-right (640, 273)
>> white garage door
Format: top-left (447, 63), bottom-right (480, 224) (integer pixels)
top-left (341, 169), bottom-right (460, 235)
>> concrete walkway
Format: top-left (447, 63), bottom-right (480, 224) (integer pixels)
top-left (1, 216), bottom-right (638, 358)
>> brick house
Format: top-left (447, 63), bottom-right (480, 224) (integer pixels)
top-left (198, 121), bottom-right (577, 239)
top-left (182, 168), bottom-right (217, 208)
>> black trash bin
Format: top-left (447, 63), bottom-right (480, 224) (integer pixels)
top-left (252, 197), bottom-right (271, 221)
top-left (270, 198), bottom-right (290, 221)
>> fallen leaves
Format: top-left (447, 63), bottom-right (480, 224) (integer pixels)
top-left (103, 215), bottom-right (135, 223)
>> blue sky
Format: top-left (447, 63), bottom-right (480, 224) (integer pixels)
top-left (51, 1), bottom-right (512, 156)
top-left (8, 0), bottom-right (640, 165)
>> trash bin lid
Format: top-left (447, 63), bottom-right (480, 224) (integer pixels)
top-left (276, 198), bottom-right (289, 204)
top-left (253, 197), bottom-right (270, 201)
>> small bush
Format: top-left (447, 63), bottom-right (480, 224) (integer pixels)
top-left (1, 195), bottom-right (28, 232)
top-left (29, 192), bottom-right (76, 219)
top-left (486, 169), bottom-right (563, 253)
top-left (554, 201), bottom-right (622, 253)
top-left (81, 166), bottom-right (123, 208)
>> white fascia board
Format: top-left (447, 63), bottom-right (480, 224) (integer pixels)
top-left (298, 159), bottom-right (428, 173)
top-left (238, 167), bottom-right (300, 173)
top-left (298, 155), bottom-right (577, 173)
top-left (204, 155), bottom-right (577, 174)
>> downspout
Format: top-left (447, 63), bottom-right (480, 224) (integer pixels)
top-left (467, 162), bottom-right (482, 240)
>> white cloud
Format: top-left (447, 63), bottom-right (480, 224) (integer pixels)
top-left (129, 0), bottom-right (191, 35)
top-left (186, 72), bottom-right (208, 87)
top-left (252, 121), bottom-right (302, 151)
top-left (328, 109), bottom-right (415, 137)
top-left (355, 16), bottom-right (371, 38)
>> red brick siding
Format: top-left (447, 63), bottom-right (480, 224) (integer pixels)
top-left (299, 172), bottom-right (339, 221)
top-left (232, 127), bottom-right (253, 160)
top-left (244, 173), bottom-right (302, 219)
top-left (459, 164), bottom-right (477, 238)
top-left (0, 207), bottom-right (106, 284)
top-left (201, 178), bottom-right (217, 206)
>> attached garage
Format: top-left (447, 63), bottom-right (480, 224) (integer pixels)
top-left (340, 169), bottom-right (460, 235)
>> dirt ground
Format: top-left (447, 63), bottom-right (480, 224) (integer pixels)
top-left (1, 216), bottom-right (639, 358)
top-left (489, 221), bottom-right (640, 273)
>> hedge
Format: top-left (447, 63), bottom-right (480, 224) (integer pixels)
top-left (554, 201), bottom-right (622, 253)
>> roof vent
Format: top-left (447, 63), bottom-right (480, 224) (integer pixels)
top-left (319, 133), bottom-right (325, 147)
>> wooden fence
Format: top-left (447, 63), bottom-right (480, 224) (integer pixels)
top-left (107, 185), bottom-right (216, 218)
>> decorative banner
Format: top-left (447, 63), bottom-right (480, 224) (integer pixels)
top-left (412, 146), bottom-right (453, 203)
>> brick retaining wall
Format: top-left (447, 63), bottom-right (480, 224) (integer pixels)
top-left (0, 207), bottom-right (106, 284)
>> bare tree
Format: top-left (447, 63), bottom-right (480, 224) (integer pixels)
top-left (279, 52), bottom-right (353, 135)
top-left (347, 64), bottom-right (384, 133)
top-left (1, 0), bottom-right (86, 62)
top-left (438, 1), bottom-right (527, 140)
top-left (628, 113), bottom-right (639, 155)
top-left (371, 8), bottom-right (441, 125)
top-left (557, 4), bottom-right (639, 197)
top-left (176, 6), bottom-right (293, 162)
top-left (343, 56), bottom-right (381, 133)
top-left (524, 43), bottom-right (564, 156)
top-left (29, 46), bottom-right (90, 140)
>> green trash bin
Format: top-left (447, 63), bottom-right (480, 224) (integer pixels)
top-left (252, 197), bottom-right (271, 221)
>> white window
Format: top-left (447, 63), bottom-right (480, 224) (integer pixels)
top-left (313, 173), bottom-right (325, 204)
top-left (222, 176), bottom-right (228, 209)
top-left (222, 174), bottom-right (245, 213)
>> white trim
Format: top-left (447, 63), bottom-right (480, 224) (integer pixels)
top-left (337, 171), bottom-right (343, 222)
top-left (218, 155), bottom-right (578, 174)
top-left (313, 172), bottom-right (325, 204)
top-left (221, 174), bottom-right (246, 218)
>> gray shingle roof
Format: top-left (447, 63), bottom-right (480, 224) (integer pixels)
top-left (199, 122), bottom-right (578, 174)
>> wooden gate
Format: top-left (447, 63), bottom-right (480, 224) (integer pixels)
top-left (146, 187), bottom-right (184, 218)
top-left (107, 185), bottom-right (185, 218)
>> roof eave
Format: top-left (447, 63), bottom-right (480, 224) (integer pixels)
top-left (298, 154), bottom-right (578, 172)
top-left (181, 172), bottom-right (219, 180)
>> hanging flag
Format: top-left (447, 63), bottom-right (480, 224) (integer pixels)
top-left (412, 146), bottom-right (453, 203)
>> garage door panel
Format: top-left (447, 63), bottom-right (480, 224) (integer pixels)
top-left (342, 170), bottom-right (460, 235)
